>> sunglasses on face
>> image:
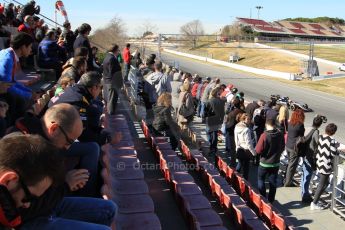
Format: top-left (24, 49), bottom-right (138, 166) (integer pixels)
top-left (19, 179), bottom-right (38, 204)
top-left (57, 125), bottom-right (75, 146)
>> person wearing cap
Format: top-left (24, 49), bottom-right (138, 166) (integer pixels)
top-left (38, 30), bottom-right (66, 80)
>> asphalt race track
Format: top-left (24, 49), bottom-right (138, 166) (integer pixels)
top-left (160, 51), bottom-right (345, 144)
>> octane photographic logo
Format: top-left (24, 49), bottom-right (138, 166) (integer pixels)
top-left (115, 161), bottom-right (215, 171)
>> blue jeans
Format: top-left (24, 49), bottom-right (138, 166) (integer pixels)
top-left (301, 158), bottom-right (314, 199)
top-left (196, 100), bottom-right (202, 117)
top-left (62, 142), bottom-right (100, 197)
top-left (20, 197), bottom-right (117, 230)
top-left (207, 130), bottom-right (218, 154)
top-left (200, 102), bottom-right (206, 118)
top-left (258, 166), bottom-right (279, 203)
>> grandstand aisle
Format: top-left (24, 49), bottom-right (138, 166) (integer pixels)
top-left (115, 92), bottom-right (188, 229)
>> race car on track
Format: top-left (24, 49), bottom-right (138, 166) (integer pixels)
top-left (271, 95), bottom-right (313, 112)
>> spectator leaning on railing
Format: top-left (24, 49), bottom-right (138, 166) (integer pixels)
top-left (311, 123), bottom-right (345, 210)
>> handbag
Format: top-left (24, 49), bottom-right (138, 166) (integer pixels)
top-left (179, 92), bottom-right (189, 117)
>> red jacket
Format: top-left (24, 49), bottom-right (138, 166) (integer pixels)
top-left (18, 24), bottom-right (34, 37)
top-left (122, 47), bottom-right (130, 64)
top-left (191, 83), bottom-right (199, 98)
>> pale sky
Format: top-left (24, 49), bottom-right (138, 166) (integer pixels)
top-left (21, 0), bottom-right (345, 36)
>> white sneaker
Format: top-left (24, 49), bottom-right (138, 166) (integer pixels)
top-left (310, 202), bottom-right (323, 210)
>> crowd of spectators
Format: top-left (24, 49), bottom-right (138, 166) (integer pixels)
top-left (133, 55), bottom-right (345, 210)
top-left (0, 1), bottom-right (135, 229)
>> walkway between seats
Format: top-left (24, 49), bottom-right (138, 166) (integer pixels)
top-left (115, 92), bottom-right (188, 230)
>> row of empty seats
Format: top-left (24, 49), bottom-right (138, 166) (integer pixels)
top-left (101, 115), bottom-right (161, 230)
top-left (141, 120), bottom-right (227, 230)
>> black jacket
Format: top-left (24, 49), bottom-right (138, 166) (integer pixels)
top-left (205, 97), bottom-right (226, 132)
top-left (245, 101), bottom-right (259, 118)
top-left (61, 29), bottom-right (76, 53)
top-left (102, 52), bottom-right (123, 87)
top-left (5, 114), bottom-right (68, 222)
top-left (48, 84), bottom-right (110, 145)
top-left (225, 107), bottom-right (244, 135)
top-left (73, 34), bottom-right (93, 70)
top-left (152, 105), bottom-right (174, 132)
top-left (286, 123), bottom-right (305, 150)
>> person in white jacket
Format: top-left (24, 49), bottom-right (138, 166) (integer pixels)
top-left (234, 113), bottom-right (256, 179)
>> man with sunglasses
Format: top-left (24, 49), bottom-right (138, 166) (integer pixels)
top-left (9, 103), bottom-right (101, 196)
top-left (0, 134), bottom-right (64, 229)
top-left (7, 104), bottom-right (117, 229)
top-left (49, 71), bottom-right (121, 146)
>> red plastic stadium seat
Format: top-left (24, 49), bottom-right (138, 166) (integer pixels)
top-left (112, 179), bottom-right (149, 195)
top-left (225, 166), bottom-right (235, 183)
top-left (171, 171), bottom-right (194, 183)
top-left (113, 194), bottom-right (154, 214)
top-left (210, 176), bottom-right (228, 199)
top-left (232, 205), bottom-right (244, 228)
top-left (250, 189), bottom-right (263, 216)
top-left (173, 181), bottom-right (202, 196)
top-left (117, 213), bottom-right (161, 230)
top-left (188, 209), bottom-right (223, 229)
top-left (111, 167), bottom-right (144, 180)
top-left (273, 211), bottom-right (286, 230)
top-left (262, 201), bottom-right (273, 226)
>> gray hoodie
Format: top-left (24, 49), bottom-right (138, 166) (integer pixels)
top-left (145, 71), bottom-right (172, 102)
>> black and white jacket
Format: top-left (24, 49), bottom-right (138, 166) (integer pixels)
top-left (316, 134), bottom-right (339, 175)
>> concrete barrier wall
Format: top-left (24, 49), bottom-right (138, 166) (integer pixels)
top-left (164, 48), bottom-right (294, 80)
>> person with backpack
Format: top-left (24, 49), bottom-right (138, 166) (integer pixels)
top-left (256, 119), bottom-right (285, 203)
top-left (301, 116), bottom-right (323, 203)
top-left (284, 109), bottom-right (305, 187)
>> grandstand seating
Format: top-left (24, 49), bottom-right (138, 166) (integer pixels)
top-left (254, 26), bottom-right (285, 33)
top-left (141, 120), bottom-right (226, 230)
top-left (309, 23), bottom-right (325, 30)
top-left (311, 30), bottom-right (325, 35)
top-left (237, 17), bottom-right (345, 38)
top-left (290, 22), bottom-right (305, 29)
top-left (101, 115), bottom-right (161, 229)
top-left (288, 28), bottom-right (306, 34)
top-left (237, 18), bottom-right (271, 27)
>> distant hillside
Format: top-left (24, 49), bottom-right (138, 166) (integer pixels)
top-left (283, 17), bottom-right (345, 25)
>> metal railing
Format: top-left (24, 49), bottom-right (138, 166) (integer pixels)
top-left (331, 151), bottom-right (345, 218)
